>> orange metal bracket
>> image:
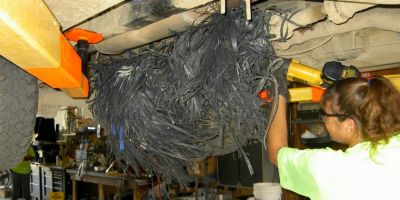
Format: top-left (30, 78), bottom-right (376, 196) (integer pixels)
top-left (64, 28), bottom-right (103, 81)
top-left (25, 35), bottom-right (82, 88)
top-left (24, 34), bottom-right (89, 98)
top-left (61, 74), bottom-right (89, 98)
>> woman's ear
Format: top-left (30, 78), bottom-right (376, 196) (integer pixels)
top-left (343, 117), bottom-right (363, 146)
top-left (345, 117), bottom-right (358, 134)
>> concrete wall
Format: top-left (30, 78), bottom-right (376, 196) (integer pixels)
top-left (38, 84), bottom-right (93, 119)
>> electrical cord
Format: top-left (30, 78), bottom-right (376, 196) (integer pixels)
top-left (76, 161), bottom-right (86, 181)
top-left (264, 7), bottom-right (310, 42)
top-left (277, 34), bottom-right (335, 56)
top-left (262, 60), bottom-right (282, 152)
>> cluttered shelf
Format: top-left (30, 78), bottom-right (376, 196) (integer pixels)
top-left (66, 169), bottom-right (150, 187)
top-left (67, 168), bottom-right (150, 200)
top-left (289, 102), bottom-right (347, 149)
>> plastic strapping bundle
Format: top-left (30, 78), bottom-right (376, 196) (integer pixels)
top-left (89, 6), bottom-right (281, 184)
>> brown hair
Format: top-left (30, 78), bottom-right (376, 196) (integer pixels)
top-left (321, 76), bottom-right (400, 146)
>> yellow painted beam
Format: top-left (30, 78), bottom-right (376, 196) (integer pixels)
top-left (287, 60), bottom-right (324, 87)
top-left (0, 0), bottom-right (60, 68)
top-left (289, 75), bottom-right (400, 103)
top-left (384, 74), bottom-right (400, 91)
top-left (289, 87), bottom-right (324, 103)
top-left (286, 60), bottom-right (325, 103)
top-left (0, 0), bottom-right (88, 98)
top-left (61, 75), bottom-right (89, 98)
top-left (289, 87), bottom-right (312, 103)
top-left (25, 35), bottom-right (83, 88)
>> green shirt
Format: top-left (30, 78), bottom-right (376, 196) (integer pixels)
top-left (278, 134), bottom-right (400, 200)
top-left (11, 146), bottom-right (35, 174)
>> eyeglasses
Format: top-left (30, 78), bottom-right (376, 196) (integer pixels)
top-left (319, 109), bottom-right (349, 119)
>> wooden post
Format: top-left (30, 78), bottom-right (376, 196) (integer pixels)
top-left (98, 184), bottom-right (105, 200)
top-left (245, 0), bottom-right (251, 20)
top-left (72, 179), bottom-right (77, 200)
top-left (134, 187), bottom-right (144, 200)
top-left (221, 0), bottom-right (226, 14)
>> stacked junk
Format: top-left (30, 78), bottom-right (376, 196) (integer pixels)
top-left (89, 6), bottom-right (286, 184)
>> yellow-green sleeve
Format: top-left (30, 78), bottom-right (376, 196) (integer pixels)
top-left (277, 147), bottom-right (322, 198)
top-left (11, 146), bottom-right (35, 174)
top-left (27, 146), bottom-right (35, 157)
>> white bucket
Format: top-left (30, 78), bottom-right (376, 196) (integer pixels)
top-left (253, 182), bottom-right (282, 200)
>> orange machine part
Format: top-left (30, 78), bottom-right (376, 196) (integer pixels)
top-left (25, 34), bottom-right (83, 88)
top-left (61, 74), bottom-right (89, 98)
top-left (311, 86), bottom-right (325, 102)
top-left (257, 89), bottom-right (272, 103)
top-left (64, 28), bottom-right (103, 44)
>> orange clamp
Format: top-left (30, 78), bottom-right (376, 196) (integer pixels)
top-left (64, 28), bottom-right (103, 44)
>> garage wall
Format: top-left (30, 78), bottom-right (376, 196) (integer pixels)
top-left (38, 84), bottom-right (93, 119)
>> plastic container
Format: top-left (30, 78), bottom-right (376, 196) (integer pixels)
top-left (253, 182), bottom-right (282, 200)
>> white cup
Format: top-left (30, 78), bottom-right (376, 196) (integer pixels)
top-left (253, 182), bottom-right (282, 200)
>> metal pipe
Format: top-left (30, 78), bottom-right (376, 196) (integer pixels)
top-left (323, 1), bottom-right (375, 24)
top-left (94, 7), bottom-right (213, 54)
top-left (287, 60), bottom-right (324, 86)
top-left (331, 0), bottom-right (400, 4)
top-left (269, 5), bottom-right (327, 41)
top-left (275, 7), bottom-right (400, 50)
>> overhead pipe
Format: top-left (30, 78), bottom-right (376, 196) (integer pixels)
top-left (269, 5), bottom-right (327, 41)
top-left (269, 0), bottom-right (399, 41)
top-left (331, 0), bottom-right (400, 4)
top-left (323, 1), bottom-right (375, 24)
top-left (274, 7), bottom-right (400, 51)
top-left (95, 0), bottom-right (400, 54)
top-left (94, 6), bottom-right (213, 54)
top-left (269, 2), bottom-right (373, 41)
top-left (94, 0), bottom-right (260, 54)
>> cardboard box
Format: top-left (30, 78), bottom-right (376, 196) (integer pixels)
top-left (49, 192), bottom-right (65, 200)
top-left (187, 156), bottom-right (217, 177)
top-left (0, 187), bottom-right (11, 198)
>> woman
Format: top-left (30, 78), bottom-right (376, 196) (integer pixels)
top-left (267, 76), bottom-right (400, 200)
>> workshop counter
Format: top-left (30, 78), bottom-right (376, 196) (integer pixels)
top-left (66, 169), bottom-right (149, 200)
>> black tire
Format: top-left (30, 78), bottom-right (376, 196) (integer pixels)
top-left (0, 56), bottom-right (38, 170)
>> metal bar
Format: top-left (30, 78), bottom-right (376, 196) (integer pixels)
top-left (245, 0), bottom-right (251, 20)
top-left (288, 75), bottom-right (400, 102)
top-left (221, 0), bottom-right (226, 14)
top-left (287, 60), bottom-right (324, 87)
top-left (289, 87), bottom-right (314, 103)
top-left (384, 74), bottom-right (400, 91)
top-left (25, 35), bottom-right (82, 88)
top-left (0, 0), bottom-right (88, 98)
top-left (61, 75), bottom-right (89, 98)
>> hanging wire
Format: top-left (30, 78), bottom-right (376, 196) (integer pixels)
top-left (263, 6), bottom-right (311, 42)
top-left (89, 5), bottom-right (284, 184)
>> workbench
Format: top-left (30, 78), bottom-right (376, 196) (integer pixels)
top-left (66, 169), bottom-right (149, 200)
